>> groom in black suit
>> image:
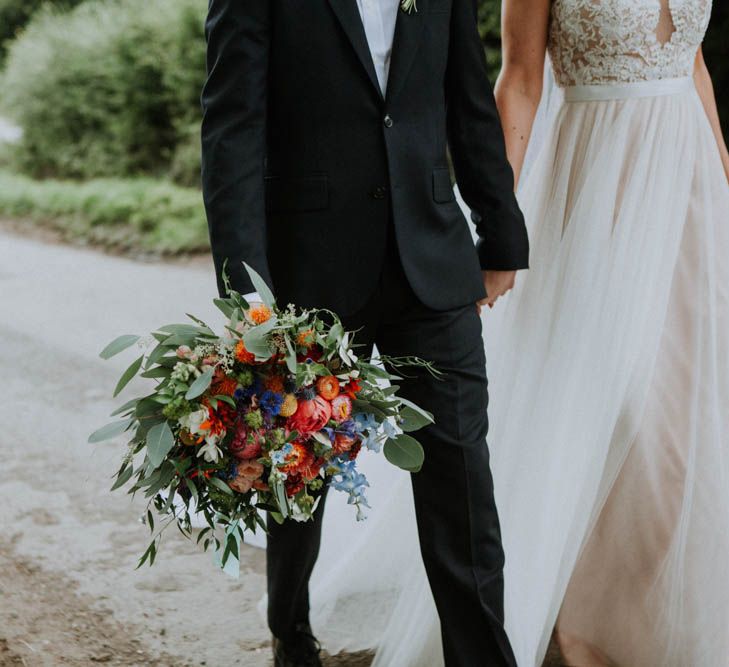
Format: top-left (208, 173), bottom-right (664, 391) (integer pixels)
top-left (201, 0), bottom-right (529, 665)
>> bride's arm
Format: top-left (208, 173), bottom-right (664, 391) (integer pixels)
top-left (494, 0), bottom-right (551, 188)
top-left (694, 47), bottom-right (729, 183)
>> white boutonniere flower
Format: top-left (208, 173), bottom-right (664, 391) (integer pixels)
top-left (401, 0), bottom-right (417, 13)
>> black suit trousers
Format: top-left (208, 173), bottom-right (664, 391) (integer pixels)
top-left (266, 235), bottom-right (516, 667)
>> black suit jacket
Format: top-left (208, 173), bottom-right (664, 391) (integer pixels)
top-left (201, 0), bottom-right (529, 315)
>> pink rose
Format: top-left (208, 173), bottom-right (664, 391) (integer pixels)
top-left (237, 459), bottom-right (265, 480)
top-left (287, 396), bottom-right (332, 435)
top-left (176, 345), bottom-right (192, 359)
top-left (229, 426), bottom-right (264, 460)
top-left (228, 460), bottom-right (265, 494)
top-left (229, 476), bottom-right (253, 494)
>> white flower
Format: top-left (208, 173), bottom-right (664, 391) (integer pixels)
top-left (179, 407), bottom-right (209, 435)
top-left (197, 438), bottom-right (223, 463)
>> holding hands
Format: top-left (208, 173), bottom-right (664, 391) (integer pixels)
top-left (478, 270), bottom-right (517, 314)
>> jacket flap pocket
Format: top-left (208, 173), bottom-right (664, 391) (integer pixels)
top-left (432, 168), bottom-right (455, 203)
top-left (265, 175), bottom-right (329, 213)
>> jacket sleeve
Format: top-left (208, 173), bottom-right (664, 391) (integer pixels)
top-left (445, 0), bottom-right (529, 271)
top-left (201, 0), bottom-right (272, 297)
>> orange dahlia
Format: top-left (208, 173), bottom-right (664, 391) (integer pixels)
top-left (316, 375), bottom-right (340, 400)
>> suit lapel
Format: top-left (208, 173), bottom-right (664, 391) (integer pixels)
top-left (386, 0), bottom-right (428, 102)
top-left (327, 0), bottom-right (383, 100)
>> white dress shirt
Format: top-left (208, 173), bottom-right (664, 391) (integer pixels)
top-left (356, 0), bottom-right (399, 95)
top-left (245, 1), bottom-right (398, 302)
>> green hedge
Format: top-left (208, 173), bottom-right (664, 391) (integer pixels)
top-left (0, 171), bottom-right (208, 255)
top-left (0, 0), bottom-right (85, 63)
top-left (0, 0), bottom-right (206, 184)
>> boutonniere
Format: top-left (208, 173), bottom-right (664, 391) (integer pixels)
top-left (401, 0), bottom-right (417, 14)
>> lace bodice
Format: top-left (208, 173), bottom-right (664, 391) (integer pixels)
top-left (548, 0), bottom-right (712, 86)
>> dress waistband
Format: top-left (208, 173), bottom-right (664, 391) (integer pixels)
top-left (564, 76), bottom-right (694, 102)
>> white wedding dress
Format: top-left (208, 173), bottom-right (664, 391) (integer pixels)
top-left (297, 0), bottom-right (729, 665)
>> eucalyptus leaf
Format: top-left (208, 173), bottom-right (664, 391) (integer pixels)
top-left (184, 477), bottom-right (199, 503)
top-left (383, 434), bottom-right (425, 472)
top-left (141, 366), bottom-right (172, 380)
top-left (88, 418), bottom-right (134, 444)
top-left (398, 404), bottom-right (434, 432)
top-left (285, 335), bottom-right (297, 373)
top-left (243, 318), bottom-right (277, 359)
top-left (113, 354), bottom-right (144, 397)
top-left (212, 394), bottom-right (237, 408)
top-left (185, 367), bottom-right (214, 400)
top-left (145, 341), bottom-right (174, 368)
top-left (100, 334), bottom-right (140, 359)
top-left (146, 421), bottom-right (175, 468)
top-left (214, 298), bottom-right (234, 318)
top-left (272, 478), bottom-right (289, 518)
top-left (327, 322), bottom-right (344, 347)
top-left (110, 397), bottom-right (140, 417)
top-left (110, 464), bottom-right (134, 491)
top-left (243, 262), bottom-right (276, 307)
top-left (157, 323), bottom-right (209, 336)
top-left (162, 333), bottom-right (198, 348)
top-left (209, 476), bottom-right (234, 495)
top-left (398, 397), bottom-right (434, 424)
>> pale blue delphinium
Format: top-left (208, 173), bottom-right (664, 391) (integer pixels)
top-left (362, 432), bottom-right (382, 453)
top-left (354, 413), bottom-right (379, 432)
top-left (382, 419), bottom-right (398, 439)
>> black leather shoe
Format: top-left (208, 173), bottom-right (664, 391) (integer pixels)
top-left (272, 622), bottom-right (322, 667)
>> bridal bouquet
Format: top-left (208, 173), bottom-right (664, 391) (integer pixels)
top-left (91, 264), bottom-right (435, 568)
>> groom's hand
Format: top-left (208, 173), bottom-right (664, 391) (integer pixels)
top-left (477, 270), bottom-right (517, 313)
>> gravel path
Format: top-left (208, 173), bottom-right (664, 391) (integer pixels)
top-left (0, 228), bottom-right (563, 667)
top-left (0, 230), bottom-right (372, 667)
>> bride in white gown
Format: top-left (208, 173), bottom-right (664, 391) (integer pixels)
top-left (297, 0), bottom-right (729, 665)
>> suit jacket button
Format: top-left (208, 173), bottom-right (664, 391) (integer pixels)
top-left (372, 186), bottom-right (387, 199)
top-left (383, 114), bottom-right (394, 128)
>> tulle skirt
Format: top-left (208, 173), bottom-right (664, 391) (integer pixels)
top-left (305, 77), bottom-right (729, 667)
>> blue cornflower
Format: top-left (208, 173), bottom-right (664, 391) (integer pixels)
top-left (237, 376), bottom-right (262, 402)
top-left (259, 390), bottom-right (284, 418)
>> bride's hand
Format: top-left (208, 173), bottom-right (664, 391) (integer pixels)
top-left (478, 270), bottom-right (517, 313)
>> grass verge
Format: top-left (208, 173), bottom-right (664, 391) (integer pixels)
top-left (0, 171), bottom-right (208, 256)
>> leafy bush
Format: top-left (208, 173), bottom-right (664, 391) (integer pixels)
top-left (0, 0), bottom-right (206, 183)
top-left (477, 0), bottom-right (502, 82)
top-left (0, 171), bottom-right (208, 255)
top-left (0, 0), bottom-right (85, 63)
